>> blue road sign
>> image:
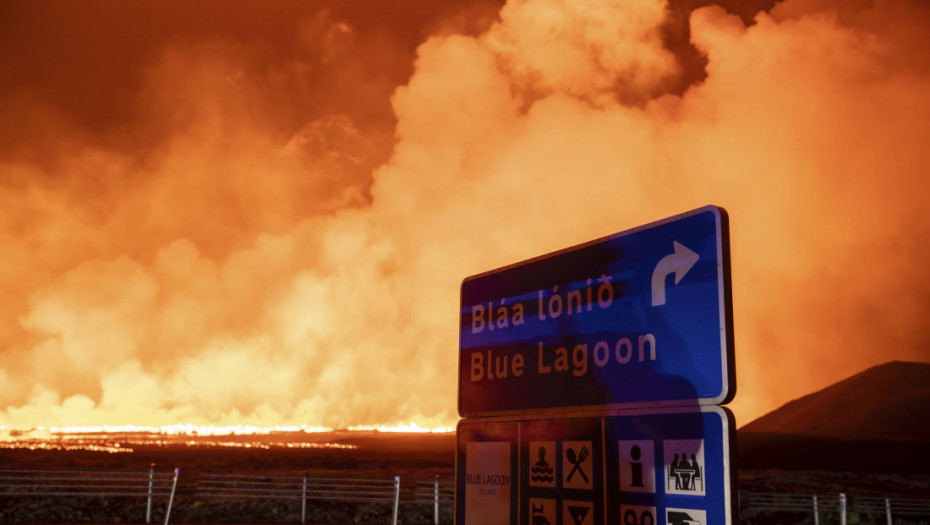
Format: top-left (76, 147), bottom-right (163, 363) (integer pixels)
top-left (455, 407), bottom-right (736, 525)
top-left (606, 407), bottom-right (736, 525)
top-left (459, 206), bottom-right (733, 417)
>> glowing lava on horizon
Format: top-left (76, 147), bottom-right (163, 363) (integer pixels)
top-left (0, 423), bottom-right (452, 454)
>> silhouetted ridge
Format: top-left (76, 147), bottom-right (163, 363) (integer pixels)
top-left (742, 361), bottom-right (930, 441)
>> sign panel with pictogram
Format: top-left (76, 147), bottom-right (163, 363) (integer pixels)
top-left (562, 441), bottom-right (593, 490)
top-left (620, 505), bottom-right (657, 525)
top-left (619, 440), bottom-right (656, 493)
top-left (520, 416), bottom-right (602, 525)
top-left (455, 407), bottom-right (735, 525)
top-left (458, 205), bottom-right (733, 417)
top-left (529, 441), bottom-right (556, 487)
top-left (564, 501), bottom-right (594, 525)
top-left (604, 406), bottom-right (735, 525)
top-left (666, 508), bottom-right (707, 525)
top-left (529, 498), bottom-right (556, 525)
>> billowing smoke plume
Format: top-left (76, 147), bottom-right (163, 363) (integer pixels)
top-left (1, 0), bottom-right (928, 429)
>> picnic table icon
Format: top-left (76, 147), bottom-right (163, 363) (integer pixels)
top-left (667, 454), bottom-right (703, 492)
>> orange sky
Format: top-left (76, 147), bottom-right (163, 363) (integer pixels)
top-left (1, 0), bottom-right (929, 430)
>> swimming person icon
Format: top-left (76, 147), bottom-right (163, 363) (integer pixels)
top-left (531, 446), bottom-right (555, 485)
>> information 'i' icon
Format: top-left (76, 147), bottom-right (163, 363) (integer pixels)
top-left (619, 440), bottom-right (655, 493)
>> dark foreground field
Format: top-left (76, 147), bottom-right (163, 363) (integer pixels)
top-left (0, 432), bottom-right (455, 524)
top-left (0, 431), bottom-right (457, 478)
top-left (2, 431), bottom-right (929, 524)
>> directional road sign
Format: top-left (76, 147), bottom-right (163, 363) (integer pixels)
top-left (458, 206), bottom-right (733, 417)
top-left (455, 406), bottom-right (736, 525)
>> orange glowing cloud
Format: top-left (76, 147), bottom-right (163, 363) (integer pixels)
top-left (1, 0), bottom-right (928, 430)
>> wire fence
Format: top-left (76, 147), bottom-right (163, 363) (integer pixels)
top-left (0, 466), bottom-right (177, 523)
top-left (0, 467), bottom-right (452, 524)
top-left (2, 467), bottom-right (930, 524)
top-left (740, 490), bottom-right (930, 524)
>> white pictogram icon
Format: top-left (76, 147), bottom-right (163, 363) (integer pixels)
top-left (562, 441), bottom-right (593, 490)
top-left (529, 498), bottom-right (556, 525)
top-left (620, 505), bottom-right (656, 525)
top-left (530, 441), bottom-right (556, 487)
top-left (564, 500), bottom-right (593, 525)
top-left (619, 440), bottom-right (656, 493)
top-left (666, 508), bottom-right (706, 525)
top-left (651, 241), bottom-right (699, 306)
top-left (664, 439), bottom-right (705, 496)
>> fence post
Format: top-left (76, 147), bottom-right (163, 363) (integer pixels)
top-left (840, 492), bottom-right (847, 525)
top-left (813, 494), bottom-right (820, 525)
top-left (392, 476), bottom-right (401, 525)
top-left (163, 468), bottom-right (179, 525)
top-left (434, 475), bottom-right (440, 525)
top-left (302, 472), bottom-right (308, 525)
top-left (146, 463), bottom-right (155, 524)
top-left (885, 497), bottom-right (892, 525)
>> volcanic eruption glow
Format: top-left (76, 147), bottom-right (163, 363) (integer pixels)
top-left (1, 0), bottom-right (929, 434)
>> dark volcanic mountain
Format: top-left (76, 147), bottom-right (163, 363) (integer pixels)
top-left (741, 360), bottom-right (930, 441)
top-left (738, 361), bottom-right (930, 472)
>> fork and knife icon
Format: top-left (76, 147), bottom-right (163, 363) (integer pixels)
top-left (566, 446), bottom-right (590, 483)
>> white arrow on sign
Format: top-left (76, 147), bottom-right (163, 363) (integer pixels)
top-left (651, 241), bottom-right (699, 306)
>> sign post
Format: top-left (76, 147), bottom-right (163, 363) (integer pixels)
top-left (456, 206), bottom-right (736, 525)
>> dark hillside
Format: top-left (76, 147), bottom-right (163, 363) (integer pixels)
top-left (738, 361), bottom-right (930, 472)
top-left (741, 361), bottom-right (930, 441)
